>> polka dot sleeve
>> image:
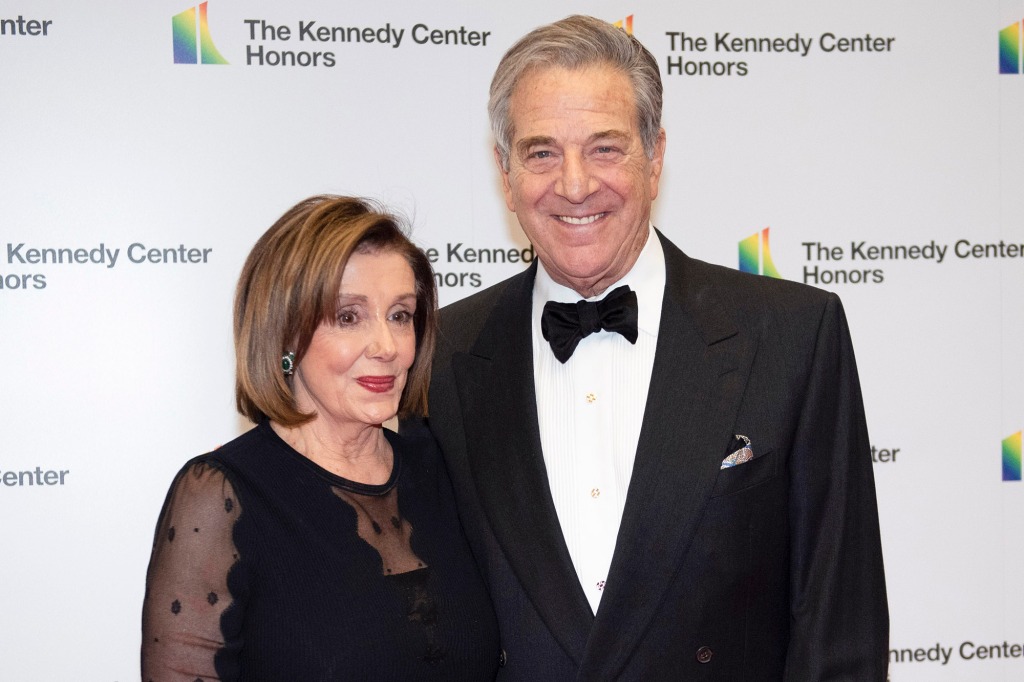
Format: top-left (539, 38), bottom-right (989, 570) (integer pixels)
top-left (142, 460), bottom-right (241, 682)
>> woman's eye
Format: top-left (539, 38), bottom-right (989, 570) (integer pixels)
top-left (391, 310), bottom-right (413, 324)
top-left (337, 311), bottom-right (358, 325)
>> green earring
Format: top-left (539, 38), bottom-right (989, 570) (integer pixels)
top-left (281, 351), bottom-right (296, 375)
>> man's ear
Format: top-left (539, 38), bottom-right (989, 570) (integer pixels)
top-left (648, 128), bottom-right (667, 201)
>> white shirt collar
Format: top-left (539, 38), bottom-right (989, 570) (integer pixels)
top-left (532, 224), bottom-right (665, 337)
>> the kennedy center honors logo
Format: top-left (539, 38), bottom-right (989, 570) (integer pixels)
top-left (1004, 431), bottom-right (1023, 481)
top-left (1000, 19), bottom-right (1024, 73)
top-left (739, 227), bottom-right (782, 278)
top-left (173, 2), bottom-right (228, 64)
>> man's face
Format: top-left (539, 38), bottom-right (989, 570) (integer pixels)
top-left (498, 64), bottom-right (665, 297)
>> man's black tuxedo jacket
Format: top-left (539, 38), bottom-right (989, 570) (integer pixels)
top-left (423, 231), bottom-right (888, 681)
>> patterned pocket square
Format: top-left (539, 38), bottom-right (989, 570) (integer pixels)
top-left (721, 434), bottom-right (754, 469)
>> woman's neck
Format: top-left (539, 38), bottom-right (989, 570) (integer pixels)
top-left (271, 418), bottom-right (394, 485)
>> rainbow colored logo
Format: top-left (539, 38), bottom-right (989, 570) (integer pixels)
top-left (738, 227), bottom-right (782, 278)
top-left (173, 2), bottom-right (228, 65)
top-left (613, 15), bottom-right (634, 35)
top-left (1003, 431), bottom-right (1022, 481)
top-left (1000, 20), bottom-right (1023, 73)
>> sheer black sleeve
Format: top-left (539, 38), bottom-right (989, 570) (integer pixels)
top-left (142, 460), bottom-right (242, 681)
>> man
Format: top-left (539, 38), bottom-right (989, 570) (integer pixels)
top-left (423, 15), bottom-right (888, 680)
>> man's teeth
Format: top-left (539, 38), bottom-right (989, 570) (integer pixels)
top-left (558, 214), bottom-right (604, 225)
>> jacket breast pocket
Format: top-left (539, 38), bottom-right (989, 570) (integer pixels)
top-left (710, 449), bottom-right (777, 498)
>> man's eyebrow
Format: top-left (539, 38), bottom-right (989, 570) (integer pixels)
top-left (514, 130), bottom-right (631, 156)
top-left (515, 136), bottom-right (556, 156)
top-left (588, 129), bottom-right (630, 144)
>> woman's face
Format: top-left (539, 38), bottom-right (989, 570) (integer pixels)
top-left (292, 249), bottom-right (417, 429)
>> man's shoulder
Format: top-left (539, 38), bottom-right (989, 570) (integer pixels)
top-left (437, 267), bottom-right (533, 350)
top-left (441, 275), bottom-right (517, 322)
top-left (687, 254), bottom-right (830, 301)
top-left (661, 238), bottom-right (839, 329)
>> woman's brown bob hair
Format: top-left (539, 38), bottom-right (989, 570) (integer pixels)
top-left (234, 195), bottom-right (438, 426)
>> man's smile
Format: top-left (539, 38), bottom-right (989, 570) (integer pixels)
top-left (556, 212), bottom-right (607, 225)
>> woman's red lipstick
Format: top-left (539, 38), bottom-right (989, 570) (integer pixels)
top-left (357, 375), bottom-right (396, 393)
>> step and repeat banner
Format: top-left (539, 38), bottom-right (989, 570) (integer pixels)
top-left (2, 1), bottom-right (1023, 679)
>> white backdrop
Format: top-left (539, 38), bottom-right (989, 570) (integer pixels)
top-left (2, 1), bottom-right (1023, 679)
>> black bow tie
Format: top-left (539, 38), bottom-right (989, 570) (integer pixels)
top-left (541, 285), bottom-right (639, 363)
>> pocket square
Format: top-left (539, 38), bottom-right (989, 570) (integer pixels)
top-left (721, 434), bottom-right (754, 469)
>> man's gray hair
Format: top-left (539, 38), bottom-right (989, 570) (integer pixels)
top-left (489, 15), bottom-right (663, 171)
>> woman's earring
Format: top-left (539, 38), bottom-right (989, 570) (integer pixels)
top-left (281, 351), bottom-right (296, 376)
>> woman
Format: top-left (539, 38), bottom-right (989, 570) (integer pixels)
top-left (142, 196), bottom-right (499, 680)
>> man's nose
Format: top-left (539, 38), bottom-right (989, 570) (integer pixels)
top-left (554, 153), bottom-right (599, 204)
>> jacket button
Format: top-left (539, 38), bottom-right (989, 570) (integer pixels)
top-left (498, 649), bottom-right (507, 667)
top-left (696, 646), bottom-right (713, 664)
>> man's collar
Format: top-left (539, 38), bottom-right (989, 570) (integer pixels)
top-left (533, 224), bottom-right (666, 336)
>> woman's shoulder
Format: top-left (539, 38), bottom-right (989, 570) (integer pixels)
top-left (162, 455), bottom-right (240, 525)
top-left (160, 424), bottom-right (273, 505)
top-left (192, 422), bottom-right (276, 470)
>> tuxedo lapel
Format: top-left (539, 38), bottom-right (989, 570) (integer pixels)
top-left (452, 265), bottom-right (594, 665)
top-left (581, 234), bottom-right (760, 678)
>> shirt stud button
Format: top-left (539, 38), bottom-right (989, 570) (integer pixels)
top-left (696, 646), bottom-right (713, 664)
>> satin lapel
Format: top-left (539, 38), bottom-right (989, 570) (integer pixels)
top-left (581, 235), bottom-right (759, 678)
top-left (452, 266), bottom-right (594, 665)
